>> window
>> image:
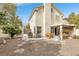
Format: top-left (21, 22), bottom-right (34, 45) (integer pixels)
top-left (55, 27), bottom-right (60, 35)
top-left (51, 27), bottom-right (53, 33)
top-left (56, 15), bottom-right (60, 21)
top-left (37, 26), bottom-right (41, 34)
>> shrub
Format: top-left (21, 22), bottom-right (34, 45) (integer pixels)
top-left (73, 35), bottom-right (79, 39)
top-left (2, 23), bottom-right (22, 38)
top-left (46, 32), bottom-right (52, 39)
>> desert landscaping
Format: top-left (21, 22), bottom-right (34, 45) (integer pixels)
top-left (1, 3), bottom-right (79, 56)
top-left (0, 37), bottom-right (79, 56)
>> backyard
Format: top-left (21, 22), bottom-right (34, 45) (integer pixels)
top-left (0, 38), bottom-right (79, 56)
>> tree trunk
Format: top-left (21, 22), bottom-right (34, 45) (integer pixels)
top-left (10, 33), bottom-right (15, 39)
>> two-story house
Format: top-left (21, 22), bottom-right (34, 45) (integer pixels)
top-left (29, 3), bottom-right (75, 40)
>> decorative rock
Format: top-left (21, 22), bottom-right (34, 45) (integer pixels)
top-left (53, 36), bottom-right (60, 41)
top-left (22, 34), bottom-right (28, 41)
top-left (17, 41), bottom-right (26, 47)
top-left (3, 40), bottom-right (6, 44)
top-left (14, 48), bottom-right (24, 54)
top-left (0, 39), bottom-right (6, 45)
top-left (17, 44), bottom-right (23, 47)
top-left (21, 41), bottom-right (26, 45)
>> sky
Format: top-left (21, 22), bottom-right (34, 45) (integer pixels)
top-left (16, 3), bottom-right (79, 26)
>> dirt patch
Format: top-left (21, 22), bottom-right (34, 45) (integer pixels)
top-left (60, 39), bottom-right (79, 56)
top-left (1, 38), bottom-right (79, 56)
top-left (14, 40), bottom-right (61, 56)
top-left (0, 38), bottom-right (23, 56)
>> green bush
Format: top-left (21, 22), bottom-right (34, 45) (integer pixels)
top-left (2, 23), bottom-right (22, 38)
top-left (73, 35), bottom-right (79, 39)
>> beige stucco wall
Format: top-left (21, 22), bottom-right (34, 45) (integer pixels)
top-left (29, 3), bottom-right (63, 37)
top-left (36, 10), bottom-right (43, 26)
top-left (35, 10), bottom-right (44, 36)
top-left (42, 3), bottom-right (52, 37)
top-left (75, 29), bottom-right (79, 36)
top-left (29, 11), bottom-right (36, 34)
top-left (51, 8), bottom-right (63, 25)
top-left (29, 10), bottom-right (44, 36)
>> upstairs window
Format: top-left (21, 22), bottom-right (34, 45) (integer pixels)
top-left (56, 15), bottom-right (60, 21)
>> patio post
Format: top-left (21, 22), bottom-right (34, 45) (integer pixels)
top-left (60, 25), bottom-right (63, 40)
top-left (73, 26), bottom-right (76, 35)
top-left (33, 27), bottom-right (37, 37)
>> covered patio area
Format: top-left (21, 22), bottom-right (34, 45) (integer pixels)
top-left (51, 24), bottom-right (75, 40)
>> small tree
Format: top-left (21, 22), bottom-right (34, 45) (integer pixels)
top-left (0, 12), bottom-right (7, 25)
top-left (26, 23), bottom-right (31, 33)
top-left (0, 4), bottom-right (22, 38)
top-left (2, 22), bottom-right (22, 38)
top-left (26, 23), bottom-right (30, 30)
top-left (67, 12), bottom-right (79, 28)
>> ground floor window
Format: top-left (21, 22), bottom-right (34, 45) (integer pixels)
top-left (37, 26), bottom-right (41, 34)
top-left (51, 27), bottom-right (60, 36)
top-left (36, 26), bottom-right (42, 38)
top-left (51, 27), bottom-right (53, 33)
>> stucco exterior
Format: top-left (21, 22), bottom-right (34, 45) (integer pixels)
top-left (29, 3), bottom-right (63, 36)
top-left (43, 3), bottom-right (52, 36)
top-left (29, 3), bottom-right (75, 40)
top-left (52, 8), bottom-right (63, 25)
top-left (29, 11), bottom-right (36, 34)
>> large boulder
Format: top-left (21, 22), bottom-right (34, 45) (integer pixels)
top-left (0, 38), bottom-right (6, 45)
